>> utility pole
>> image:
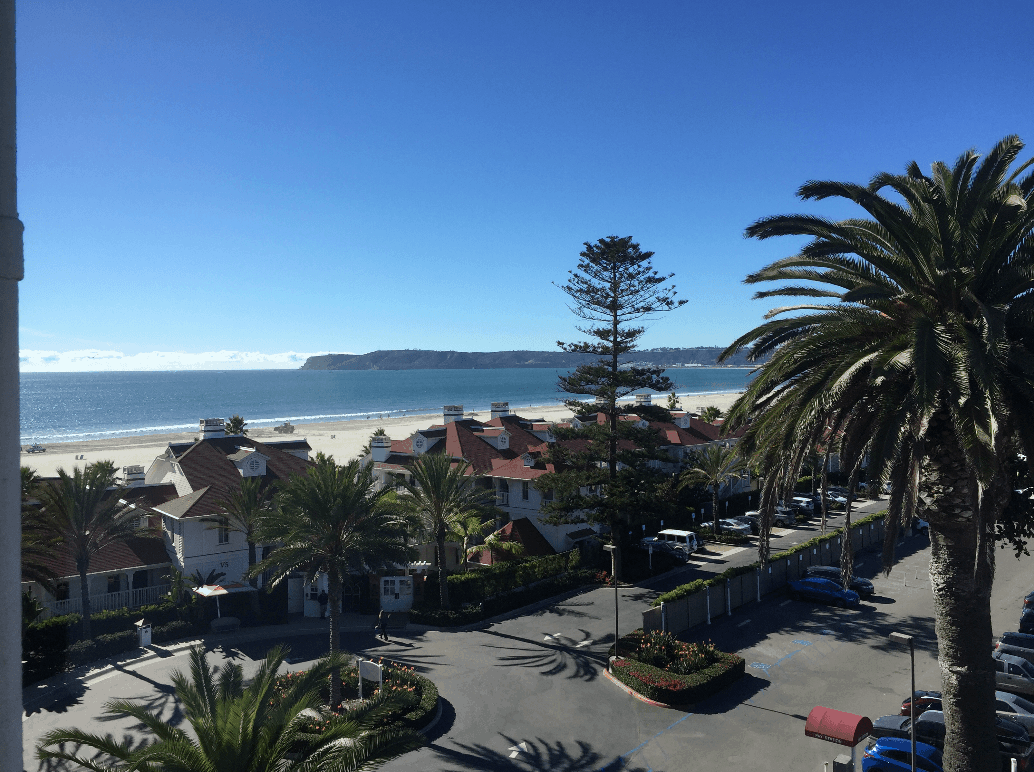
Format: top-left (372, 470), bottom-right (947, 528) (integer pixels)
top-left (0, 1), bottom-right (24, 769)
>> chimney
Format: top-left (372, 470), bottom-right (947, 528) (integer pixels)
top-left (199, 418), bottom-right (225, 439)
top-left (371, 435), bottom-right (392, 463)
top-left (443, 405), bottom-right (463, 424)
top-left (635, 393), bottom-right (652, 407)
top-left (122, 465), bottom-right (145, 487)
top-left (491, 401), bottom-right (510, 420)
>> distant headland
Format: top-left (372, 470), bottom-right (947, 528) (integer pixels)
top-left (299, 348), bottom-right (757, 371)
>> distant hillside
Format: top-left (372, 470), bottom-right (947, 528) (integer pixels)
top-left (300, 348), bottom-right (757, 371)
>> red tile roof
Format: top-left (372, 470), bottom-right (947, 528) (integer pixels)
top-left (39, 535), bottom-right (172, 580)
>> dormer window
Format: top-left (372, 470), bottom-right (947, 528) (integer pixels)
top-left (248, 457), bottom-right (260, 473)
top-left (523, 454), bottom-right (534, 467)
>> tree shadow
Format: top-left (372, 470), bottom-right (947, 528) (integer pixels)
top-left (423, 696), bottom-right (456, 743)
top-left (478, 628), bottom-right (608, 681)
top-left (691, 671), bottom-right (771, 715)
top-left (24, 682), bottom-right (86, 717)
top-left (36, 733), bottom-right (151, 772)
top-left (94, 682), bottom-right (184, 729)
top-left (433, 734), bottom-right (649, 772)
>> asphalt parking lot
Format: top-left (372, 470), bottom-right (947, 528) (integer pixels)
top-left (22, 505), bottom-right (1034, 772)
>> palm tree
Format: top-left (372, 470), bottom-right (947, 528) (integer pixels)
top-left (448, 511), bottom-right (524, 570)
top-left (720, 136), bottom-right (1034, 772)
top-left (20, 466), bottom-right (59, 591)
top-left (37, 644), bottom-right (422, 771)
top-left (679, 444), bottom-right (745, 536)
top-left (208, 476), bottom-right (271, 612)
top-left (398, 453), bottom-right (493, 609)
top-left (248, 454), bottom-right (413, 707)
top-left (698, 405), bottom-right (723, 423)
top-left (225, 413), bottom-right (248, 435)
top-left (34, 462), bottom-right (140, 639)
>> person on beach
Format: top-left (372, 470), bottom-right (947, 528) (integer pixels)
top-left (317, 590), bottom-right (328, 619)
top-left (377, 609), bottom-right (388, 641)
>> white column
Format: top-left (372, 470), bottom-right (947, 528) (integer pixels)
top-left (0, 0), bottom-right (23, 767)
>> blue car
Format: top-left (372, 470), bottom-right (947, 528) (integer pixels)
top-left (787, 576), bottom-right (860, 607)
top-left (863, 736), bottom-right (942, 771)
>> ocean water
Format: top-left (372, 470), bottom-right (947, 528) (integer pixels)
top-left (18, 367), bottom-right (754, 444)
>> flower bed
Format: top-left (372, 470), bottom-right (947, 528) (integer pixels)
top-left (607, 629), bottom-right (745, 705)
top-left (274, 657), bottom-right (439, 732)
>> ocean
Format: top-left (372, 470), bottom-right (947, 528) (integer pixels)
top-left (18, 367), bottom-right (754, 444)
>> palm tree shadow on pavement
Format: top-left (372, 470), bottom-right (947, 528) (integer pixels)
top-left (433, 735), bottom-right (649, 772)
top-left (478, 628), bottom-right (609, 681)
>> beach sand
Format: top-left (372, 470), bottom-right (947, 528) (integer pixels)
top-left (20, 391), bottom-right (746, 477)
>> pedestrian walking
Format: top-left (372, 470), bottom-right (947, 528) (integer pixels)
top-left (317, 589), bottom-right (328, 619)
top-left (378, 609), bottom-right (389, 641)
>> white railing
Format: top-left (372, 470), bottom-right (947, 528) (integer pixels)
top-left (45, 584), bottom-right (171, 618)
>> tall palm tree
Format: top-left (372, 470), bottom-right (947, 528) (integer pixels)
top-left (399, 453), bottom-right (493, 609)
top-left (678, 443), bottom-right (745, 535)
top-left (34, 462), bottom-right (139, 639)
top-left (248, 454), bottom-right (413, 707)
top-left (720, 136), bottom-right (1034, 772)
top-left (37, 644), bottom-right (422, 771)
top-left (208, 476), bottom-right (271, 612)
top-left (448, 511), bottom-right (525, 570)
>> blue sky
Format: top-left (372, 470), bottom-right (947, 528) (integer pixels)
top-left (16, 1), bottom-right (1033, 370)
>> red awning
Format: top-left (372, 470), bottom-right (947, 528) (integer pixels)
top-left (804, 706), bottom-right (873, 747)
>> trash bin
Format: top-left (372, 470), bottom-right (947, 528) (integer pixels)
top-left (135, 617), bottom-right (152, 647)
top-left (832, 754), bottom-right (853, 772)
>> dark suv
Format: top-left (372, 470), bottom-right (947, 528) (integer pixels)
top-left (803, 565), bottom-right (874, 597)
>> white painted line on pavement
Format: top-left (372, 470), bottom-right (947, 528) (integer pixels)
top-left (779, 600), bottom-right (792, 607)
top-left (737, 619), bottom-right (751, 628)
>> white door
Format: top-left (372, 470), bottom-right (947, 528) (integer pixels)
top-left (287, 577), bottom-right (304, 614)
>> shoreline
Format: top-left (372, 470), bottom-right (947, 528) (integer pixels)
top-left (20, 391), bottom-right (745, 477)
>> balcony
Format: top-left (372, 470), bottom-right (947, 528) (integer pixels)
top-left (45, 584), bottom-right (171, 619)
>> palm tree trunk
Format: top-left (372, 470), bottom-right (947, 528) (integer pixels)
top-left (247, 540), bottom-right (260, 616)
top-left (839, 468), bottom-right (858, 588)
top-left (78, 566), bottom-right (91, 640)
top-left (327, 571), bottom-right (342, 709)
top-left (923, 413), bottom-right (999, 772)
top-left (820, 451), bottom-right (830, 534)
top-left (436, 533), bottom-right (449, 609)
top-left (712, 487), bottom-right (719, 535)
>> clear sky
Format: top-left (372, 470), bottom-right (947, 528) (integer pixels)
top-left (16, 1), bottom-right (1033, 371)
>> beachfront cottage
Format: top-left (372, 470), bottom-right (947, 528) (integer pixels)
top-left (143, 418), bottom-right (313, 584)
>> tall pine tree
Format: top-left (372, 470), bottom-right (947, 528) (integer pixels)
top-left (539, 236), bottom-right (686, 571)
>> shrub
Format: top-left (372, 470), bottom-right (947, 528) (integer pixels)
top-left (610, 652), bottom-right (745, 704)
top-left (152, 620), bottom-right (202, 644)
top-left (447, 550), bottom-right (580, 608)
top-left (695, 527), bottom-right (750, 545)
top-left (66, 630), bottom-right (138, 668)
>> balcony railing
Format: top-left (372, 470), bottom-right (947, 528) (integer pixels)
top-left (44, 583), bottom-right (171, 618)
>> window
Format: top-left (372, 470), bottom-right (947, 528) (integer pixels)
top-left (522, 481), bottom-right (530, 501)
top-left (218, 518), bottom-right (230, 545)
top-left (106, 575), bottom-right (121, 594)
top-left (544, 488), bottom-right (553, 502)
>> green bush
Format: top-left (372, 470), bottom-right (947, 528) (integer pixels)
top-left (66, 630), bottom-right (139, 668)
top-left (609, 651), bottom-right (745, 704)
top-left (695, 527), bottom-right (750, 545)
top-left (152, 620), bottom-right (203, 644)
top-left (447, 550), bottom-right (580, 607)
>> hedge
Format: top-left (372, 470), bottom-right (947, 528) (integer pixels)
top-left (609, 652), bottom-right (745, 704)
top-left (446, 550), bottom-right (581, 608)
top-left (413, 569), bottom-right (603, 626)
top-left (652, 511), bottom-right (887, 607)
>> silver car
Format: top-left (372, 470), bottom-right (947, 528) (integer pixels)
top-left (995, 652), bottom-right (1034, 696)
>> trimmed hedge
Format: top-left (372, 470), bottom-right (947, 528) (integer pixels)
top-left (447, 550), bottom-right (582, 608)
top-left (610, 652), bottom-right (745, 704)
top-left (412, 569), bottom-right (604, 626)
top-left (651, 511), bottom-right (887, 607)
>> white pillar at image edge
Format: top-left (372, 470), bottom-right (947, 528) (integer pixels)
top-left (0, 0), bottom-right (24, 768)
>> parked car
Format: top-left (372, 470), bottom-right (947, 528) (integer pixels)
top-left (862, 736), bottom-right (942, 772)
top-left (728, 515), bottom-right (760, 535)
top-left (1023, 591), bottom-right (1034, 610)
top-left (1022, 608), bottom-right (1034, 634)
top-left (791, 496), bottom-right (815, 514)
top-left (912, 517), bottom-right (930, 537)
top-left (871, 711), bottom-right (1032, 768)
top-left (900, 690), bottom-right (1034, 734)
top-left (743, 509), bottom-right (796, 528)
top-left (995, 652), bottom-right (1034, 696)
top-left (787, 576), bottom-right (860, 608)
top-left (717, 518), bottom-right (751, 535)
top-left (803, 565), bottom-right (874, 597)
top-left (640, 529), bottom-right (698, 560)
top-left (998, 638), bottom-right (1034, 667)
top-left (1001, 632), bottom-right (1034, 651)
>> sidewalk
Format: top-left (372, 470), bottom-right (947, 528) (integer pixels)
top-left (23, 612), bottom-right (379, 714)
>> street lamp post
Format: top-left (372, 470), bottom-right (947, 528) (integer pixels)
top-left (889, 631), bottom-right (916, 772)
top-left (603, 543), bottom-right (618, 672)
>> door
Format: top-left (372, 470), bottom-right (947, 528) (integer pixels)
top-left (287, 577), bottom-right (304, 614)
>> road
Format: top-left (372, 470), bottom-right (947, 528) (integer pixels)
top-left (23, 500), bottom-right (1032, 772)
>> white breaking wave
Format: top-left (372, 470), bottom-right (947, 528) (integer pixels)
top-left (18, 349), bottom-right (344, 372)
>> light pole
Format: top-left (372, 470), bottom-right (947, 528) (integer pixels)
top-left (603, 543), bottom-right (618, 671)
top-left (889, 631), bottom-right (916, 772)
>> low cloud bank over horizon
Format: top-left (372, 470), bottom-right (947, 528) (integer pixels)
top-left (19, 349), bottom-right (337, 372)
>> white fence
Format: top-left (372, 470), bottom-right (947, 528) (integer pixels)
top-left (45, 584), bottom-right (171, 618)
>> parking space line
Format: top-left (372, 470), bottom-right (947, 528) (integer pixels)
top-left (779, 600), bottom-right (792, 607)
top-left (737, 619), bottom-right (751, 628)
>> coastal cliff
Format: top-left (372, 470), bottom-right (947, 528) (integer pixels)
top-left (300, 348), bottom-right (755, 371)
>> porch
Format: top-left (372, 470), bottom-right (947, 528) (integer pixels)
top-left (45, 584), bottom-right (171, 618)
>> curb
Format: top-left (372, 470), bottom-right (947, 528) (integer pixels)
top-left (602, 662), bottom-right (678, 709)
top-left (417, 696), bottom-right (444, 737)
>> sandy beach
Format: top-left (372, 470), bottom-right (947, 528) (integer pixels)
top-left (20, 391), bottom-right (746, 477)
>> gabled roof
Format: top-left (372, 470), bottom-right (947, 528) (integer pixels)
top-left (489, 452), bottom-right (555, 480)
top-left (444, 420), bottom-right (511, 474)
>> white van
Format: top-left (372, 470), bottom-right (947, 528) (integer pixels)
top-left (642, 529), bottom-right (699, 556)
